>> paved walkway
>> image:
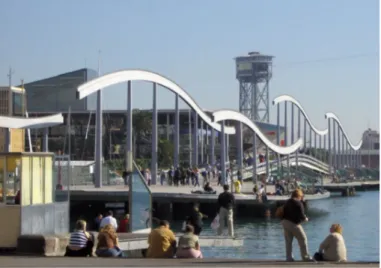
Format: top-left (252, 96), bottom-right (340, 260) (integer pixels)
top-left (0, 257), bottom-right (377, 268)
top-left (66, 181), bottom-right (273, 194)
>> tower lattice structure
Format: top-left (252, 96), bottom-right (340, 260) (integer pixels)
top-left (235, 51), bottom-right (273, 123)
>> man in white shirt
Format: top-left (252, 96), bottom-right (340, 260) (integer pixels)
top-left (99, 210), bottom-right (118, 230)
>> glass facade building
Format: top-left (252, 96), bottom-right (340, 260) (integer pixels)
top-left (21, 68), bottom-right (97, 113)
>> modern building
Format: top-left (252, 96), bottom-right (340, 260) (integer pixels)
top-left (0, 86), bottom-right (26, 152)
top-left (22, 69), bottom-right (285, 163)
top-left (21, 68), bottom-right (97, 113)
top-left (360, 129), bottom-right (379, 168)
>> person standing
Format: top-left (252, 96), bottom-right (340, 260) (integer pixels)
top-left (145, 169), bottom-right (152, 186)
top-left (100, 210), bottom-right (118, 230)
top-left (187, 203), bottom-right (207, 235)
top-left (117, 214), bottom-right (130, 233)
top-left (281, 189), bottom-right (313, 261)
top-left (160, 170), bottom-right (166, 186)
top-left (217, 184), bottom-right (235, 237)
top-left (94, 213), bottom-right (103, 231)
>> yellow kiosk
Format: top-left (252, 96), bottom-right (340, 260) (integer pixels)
top-left (0, 152), bottom-right (68, 248)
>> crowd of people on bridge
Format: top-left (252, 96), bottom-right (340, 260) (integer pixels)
top-left (123, 163), bottom-right (238, 189)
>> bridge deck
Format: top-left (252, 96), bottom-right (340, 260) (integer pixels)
top-left (60, 183), bottom-right (331, 202)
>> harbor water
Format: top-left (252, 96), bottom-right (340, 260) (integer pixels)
top-left (173, 191), bottom-right (379, 261)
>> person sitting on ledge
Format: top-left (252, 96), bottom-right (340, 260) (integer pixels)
top-left (146, 220), bottom-right (177, 258)
top-left (64, 220), bottom-right (94, 257)
top-left (314, 224), bottom-right (347, 262)
top-left (96, 224), bottom-right (124, 257)
top-left (203, 182), bottom-right (216, 193)
top-left (176, 224), bottom-right (203, 259)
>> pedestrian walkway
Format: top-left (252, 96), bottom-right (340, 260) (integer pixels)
top-left (0, 256), bottom-right (377, 268)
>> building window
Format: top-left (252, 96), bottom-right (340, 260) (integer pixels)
top-left (13, 92), bottom-right (23, 115)
top-left (374, 143), bottom-right (379, 150)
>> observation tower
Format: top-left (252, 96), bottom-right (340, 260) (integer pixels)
top-left (235, 51), bottom-right (273, 123)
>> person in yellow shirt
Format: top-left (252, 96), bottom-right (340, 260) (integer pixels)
top-left (146, 220), bottom-right (177, 258)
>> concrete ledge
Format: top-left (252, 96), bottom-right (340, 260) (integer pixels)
top-left (0, 256), bottom-right (378, 267)
top-left (14, 233), bottom-right (243, 256)
top-left (17, 235), bottom-right (69, 256)
top-left (119, 236), bottom-right (243, 251)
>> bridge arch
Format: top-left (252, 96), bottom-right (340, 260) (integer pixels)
top-left (77, 69), bottom-right (236, 135)
top-left (0, 114), bottom-right (63, 129)
top-left (273, 95), bottom-right (328, 136)
top-left (211, 109), bottom-right (304, 155)
top-left (325, 112), bottom-right (362, 150)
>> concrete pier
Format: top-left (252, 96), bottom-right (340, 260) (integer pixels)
top-left (56, 183), bottom-right (330, 225)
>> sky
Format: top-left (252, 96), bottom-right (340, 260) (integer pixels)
top-left (0, 0), bottom-right (379, 143)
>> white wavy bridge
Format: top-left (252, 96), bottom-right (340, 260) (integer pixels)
top-left (77, 69), bottom-right (362, 179)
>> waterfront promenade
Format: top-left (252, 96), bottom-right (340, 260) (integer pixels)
top-left (60, 182), bottom-right (331, 202)
top-left (0, 257), bottom-right (378, 267)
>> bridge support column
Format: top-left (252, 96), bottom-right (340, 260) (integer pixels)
top-left (151, 83), bottom-right (158, 185)
top-left (188, 110), bottom-right (192, 167)
top-left (276, 103), bottom-right (281, 176)
top-left (356, 150), bottom-right (359, 168)
top-left (253, 133), bottom-right (257, 184)
top-left (236, 122), bottom-right (243, 176)
top-left (200, 121), bottom-right (204, 165)
top-left (220, 121), bottom-right (226, 184)
top-left (333, 121), bottom-right (337, 173)
top-left (192, 111), bottom-right (198, 167)
top-left (284, 102), bottom-right (290, 178)
top-left (296, 109), bottom-right (301, 170)
top-left (126, 81), bottom-right (132, 171)
top-left (328, 118), bottom-right (332, 173)
top-left (174, 93), bottom-right (180, 168)
top-left (338, 127), bottom-right (341, 169)
top-left (291, 104), bottom-right (294, 170)
top-left (314, 132), bottom-right (317, 161)
top-left (226, 128), bottom-right (229, 163)
top-left (95, 76), bottom-right (103, 188)
top-left (205, 125), bottom-right (209, 164)
top-left (345, 142), bottom-right (349, 168)
top-left (304, 118), bottom-right (307, 152)
top-left (43, 128), bottom-right (49, 152)
top-left (265, 146), bottom-right (269, 179)
top-left (350, 148), bottom-right (353, 168)
top-left (309, 126), bottom-right (312, 158)
top-left (211, 129), bottom-right (215, 166)
top-left (319, 135), bottom-right (322, 163)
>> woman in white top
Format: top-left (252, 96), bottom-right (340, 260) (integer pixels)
top-left (145, 169), bottom-right (152, 186)
top-left (315, 224), bottom-right (347, 262)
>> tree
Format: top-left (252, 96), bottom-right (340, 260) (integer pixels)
top-left (132, 110), bottom-right (152, 158)
top-left (158, 139), bottom-right (174, 168)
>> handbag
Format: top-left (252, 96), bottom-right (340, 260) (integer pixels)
top-left (211, 214), bottom-right (220, 230)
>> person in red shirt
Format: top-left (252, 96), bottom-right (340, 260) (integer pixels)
top-left (117, 214), bottom-right (129, 233)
